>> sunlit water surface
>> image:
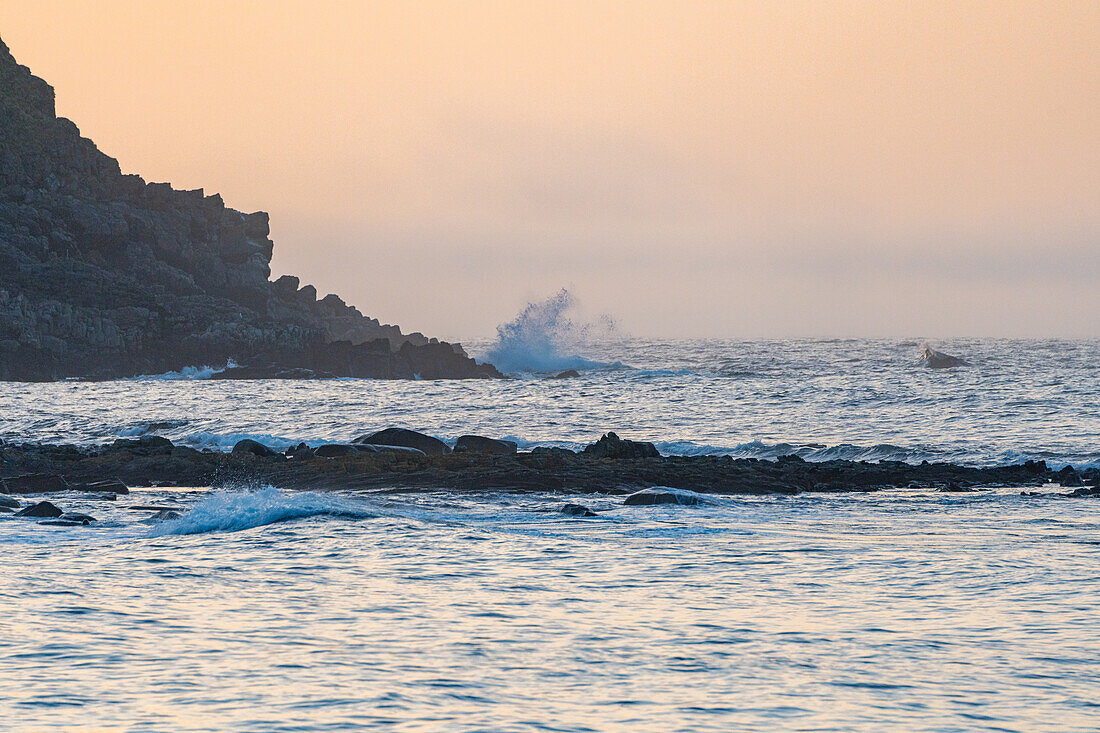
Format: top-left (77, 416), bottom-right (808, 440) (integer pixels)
top-left (2, 338), bottom-right (1099, 730)
top-left (2, 487), bottom-right (1099, 731)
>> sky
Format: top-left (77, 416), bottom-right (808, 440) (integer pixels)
top-left (1, 1), bottom-right (1097, 338)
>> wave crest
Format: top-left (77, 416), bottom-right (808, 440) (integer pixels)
top-left (150, 487), bottom-right (377, 536)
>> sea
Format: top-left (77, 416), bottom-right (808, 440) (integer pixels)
top-left (2, 332), bottom-right (1099, 731)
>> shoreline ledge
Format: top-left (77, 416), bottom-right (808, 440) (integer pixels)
top-left (1, 433), bottom-right (1096, 497)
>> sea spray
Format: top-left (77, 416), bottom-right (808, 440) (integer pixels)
top-left (482, 289), bottom-right (623, 373)
top-left (150, 487), bottom-right (378, 536)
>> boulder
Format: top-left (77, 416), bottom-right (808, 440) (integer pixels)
top-left (623, 489), bottom-right (701, 506)
top-left (314, 443), bottom-right (361, 458)
top-left (0, 494), bottom-right (20, 508)
top-left (1, 473), bottom-right (70, 494)
top-left (353, 428), bottom-right (448, 456)
top-left (285, 442), bottom-right (316, 460)
top-left (15, 500), bottom-right (63, 517)
top-left (547, 369), bottom-right (581, 379)
top-left (583, 432), bottom-right (660, 460)
top-left (453, 435), bottom-right (518, 455)
top-left (558, 503), bottom-right (597, 517)
top-left (232, 438), bottom-right (283, 458)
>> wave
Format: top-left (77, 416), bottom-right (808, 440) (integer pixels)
top-left (175, 431), bottom-right (321, 453)
top-left (128, 360), bottom-right (238, 381)
top-left (150, 487), bottom-right (378, 536)
top-left (482, 289), bottom-right (623, 374)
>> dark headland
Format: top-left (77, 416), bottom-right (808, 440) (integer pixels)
top-left (0, 38), bottom-right (499, 381)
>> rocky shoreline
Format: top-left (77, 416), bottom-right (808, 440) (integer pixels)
top-left (2, 431), bottom-right (1096, 504)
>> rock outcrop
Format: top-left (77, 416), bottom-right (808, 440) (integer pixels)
top-left (0, 38), bottom-right (500, 380)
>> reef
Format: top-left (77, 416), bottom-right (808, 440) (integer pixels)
top-left (0, 432), bottom-right (1094, 498)
top-left (0, 38), bottom-right (499, 380)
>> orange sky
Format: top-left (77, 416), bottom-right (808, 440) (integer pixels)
top-left (2, 1), bottom-right (1097, 337)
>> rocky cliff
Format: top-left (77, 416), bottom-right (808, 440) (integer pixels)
top-left (0, 38), bottom-right (499, 380)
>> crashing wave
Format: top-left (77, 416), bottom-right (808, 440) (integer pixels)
top-left (128, 360), bottom-right (239, 381)
top-left (482, 289), bottom-right (623, 374)
top-left (150, 487), bottom-right (377, 536)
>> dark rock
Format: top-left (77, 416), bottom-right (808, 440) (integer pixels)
top-left (15, 500), bottom-right (63, 517)
top-left (353, 444), bottom-right (426, 456)
top-left (1054, 466), bottom-right (1083, 487)
top-left (354, 428), bottom-right (448, 456)
top-left (0, 506), bottom-right (15, 513)
top-left (314, 443), bottom-right (360, 458)
top-left (918, 346), bottom-right (970, 369)
top-left (453, 435), bottom-right (518, 455)
top-left (558, 503), bottom-right (597, 517)
top-left (624, 488), bottom-right (701, 506)
top-left (128, 505), bottom-right (184, 511)
top-left (937, 483), bottom-right (973, 492)
top-left (547, 370), bottom-right (581, 379)
top-left (583, 432), bottom-right (660, 460)
top-left (1, 473), bottom-right (69, 494)
top-left (59, 512), bottom-right (96, 524)
top-left (39, 519), bottom-right (88, 526)
top-left (1064, 486), bottom-right (1100, 498)
top-left (0, 493), bottom-right (20, 508)
top-left (286, 442), bottom-right (316, 460)
top-left (232, 439), bottom-right (283, 459)
top-left (110, 436), bottom-right (174, 454)
top-left (71, 479), bottom-right (129, 494)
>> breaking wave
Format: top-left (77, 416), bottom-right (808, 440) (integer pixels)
top-left (128, 360), bottom-right (238, 381)
top-left (150, 487), bottom-right (378, 536)
top-left (482, 289), bottom-right (624, 374)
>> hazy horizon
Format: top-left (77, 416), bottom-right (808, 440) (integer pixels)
top-left (2, 1), bottom-right (1096, 339)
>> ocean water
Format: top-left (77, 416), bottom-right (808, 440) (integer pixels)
top-left (2, 336), bottom-right (1100, 730)
top-left (3, 486), bottom-right (1100, 731)
top-left (0, 338), bottom-right (1096, 468)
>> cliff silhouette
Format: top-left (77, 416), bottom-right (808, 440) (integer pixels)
top-left (0, 38), bottom-right (499, 380)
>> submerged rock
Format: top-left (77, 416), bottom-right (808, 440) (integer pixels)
top-left (623, 488), bottom-right (701, 506)
top-left (548, 370), bottom-right (581, 379)
top-left (71, 479), bottom-right (129, 495)
top-left (558, 503), bottom-right (597, 517)
top-left (1, 473), bottom-right (70, 494)
top-left (454, 435), bottom-right (518, 455)
top-left (15, 500), bottom-right (63, 518)
top-left (583, 432), bottom-right (660, 460)
top-left (58, 512), bottom-right (96, 525)
top-left (354, 428), bottom-right (448, 456)
top-left (0, 494), bottom-right (20, 508)
top-left (918, 346), bottom-right (970, 369)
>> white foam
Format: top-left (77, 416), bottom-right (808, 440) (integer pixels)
top-left (128, 360), bottom-right (238, 381)
top-left (150, 487), bottom-right (377, 536)
top-left (482, 289), bottom-right (622, 374)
